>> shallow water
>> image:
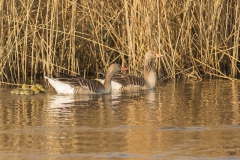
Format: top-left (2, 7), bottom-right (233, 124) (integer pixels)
top-left (0, 80), bottom-right (240, 159)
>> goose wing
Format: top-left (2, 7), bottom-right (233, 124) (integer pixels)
top-left (112, 73), bottom-right (146, 87)
top-left (56, 77), bottom-right (104, 94)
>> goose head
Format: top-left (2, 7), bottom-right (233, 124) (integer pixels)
top-left (144, 50), bottom-right (163, 74)
top-left (145, 50), bottom-right (163, 62)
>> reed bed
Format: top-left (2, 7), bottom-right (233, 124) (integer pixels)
top-left (0, 0), bottom-right (239, 85)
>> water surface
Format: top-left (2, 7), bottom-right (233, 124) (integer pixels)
top-left (0, 80), bottom-right (240, 159)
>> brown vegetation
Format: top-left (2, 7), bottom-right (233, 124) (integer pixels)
top-left (0, 0), bottom-right (239, 85)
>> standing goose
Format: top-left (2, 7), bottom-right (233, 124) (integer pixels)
top-left (96, 50), bottom-right (163, 91)
top-left (45, 64), bottom-right (126, 94)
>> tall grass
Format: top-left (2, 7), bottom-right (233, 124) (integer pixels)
top-left (0, 0), bottom-right (239, 85)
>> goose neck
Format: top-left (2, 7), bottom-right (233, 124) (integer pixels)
top-left (144, 59), bottom-right (157, 89)
top-left (104, 72), bottom-right (114, 93)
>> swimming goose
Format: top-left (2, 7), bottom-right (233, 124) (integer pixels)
top-left (96, 50), bottom-right (163, 91)
top-left (45, 63), bottom-right (127, 94)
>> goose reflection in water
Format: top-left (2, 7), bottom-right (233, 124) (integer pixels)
top-left (107, 89), bottom-right (157, 109)
top-left (48, 94), bottom-right (102, 108)
top-left (47, 89), bottom-right (157, 115)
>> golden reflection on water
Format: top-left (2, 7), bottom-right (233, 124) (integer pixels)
top-left (0, 80), bottom-right (240, 159)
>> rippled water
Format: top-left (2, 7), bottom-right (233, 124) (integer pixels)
top-left (0, 80), bottom-right (240, 159)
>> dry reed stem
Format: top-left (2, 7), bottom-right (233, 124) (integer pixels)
top-left (0, 0), bottom-right (239, 85)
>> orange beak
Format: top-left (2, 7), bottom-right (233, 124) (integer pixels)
top-left (156, 53), bottom-right (164, 58)
top-left (121, 67), bottom-right (128, 71)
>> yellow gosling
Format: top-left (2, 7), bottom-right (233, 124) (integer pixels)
top-left (31, 85), bottom-right (40, 94)
top-left (20, 89), bottom-right (25, 95)
top-left (22, 84), bottom-right (29, 90)
top-left (11, 88), bottom-right (23, 95)
top-left (24, 89), bottom-right (34, 95)
top-left (36, 84), bottom-right (45, 93)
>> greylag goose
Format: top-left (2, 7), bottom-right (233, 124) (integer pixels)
top-left (45, 64), bottom-right (127, 94)
top-left (96, 50), bottom-right (163, 91)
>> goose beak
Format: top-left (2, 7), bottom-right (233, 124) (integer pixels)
top-left (121, 67), bottom-right (128, 71)
top-left (156, 53), bottom-right (164, 58)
